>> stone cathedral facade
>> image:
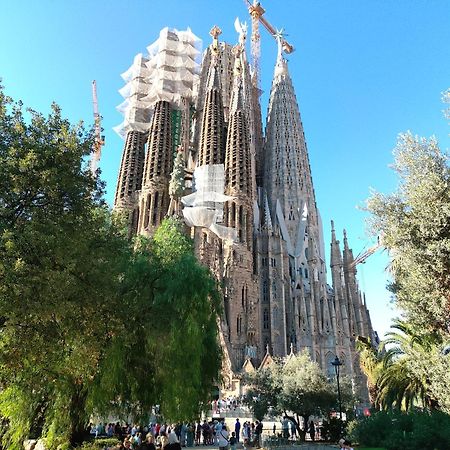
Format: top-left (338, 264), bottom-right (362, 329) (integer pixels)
top-left (113, 25), bottom-right (376, 392)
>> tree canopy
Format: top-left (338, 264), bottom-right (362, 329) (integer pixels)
top-left (361, 93), bottom-right (450, 415)
top-left (242, 351), bottom-right (355, 440)
top-left (366, 132), bottom-right (450, 332)
top-left (0, 88), bottom-right (222, 449)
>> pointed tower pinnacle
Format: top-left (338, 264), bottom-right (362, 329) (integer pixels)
top-left (197, 30), bottom-right (226, 166)
top-left (137, 100), bottom-right (172, 235)
top-left (224, 47), bottom-right (253, 243)
top-left (274, 33), bottom-right (288, 79)
top-left (263, 36), bottom-right (318, 253)
top-left (330, 220), bottom-right (342, 268)
top-left (209, 25), bottom-right (222, 52)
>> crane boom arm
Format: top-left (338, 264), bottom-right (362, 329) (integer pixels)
top-left (244, 0), bottom-right (294, 54)
top-left (259, 15), bottom-right (276, 36)
top-left (349, 240), bottom-right (382, 269)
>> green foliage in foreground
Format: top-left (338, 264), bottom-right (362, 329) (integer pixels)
top-left (362, 123), bottom-right (450, 413)
top-left (80, 438), bottom-right (120, 450)
top-left (0, 88), bottom-right (222, 450)
top-left (348, 410), bottom-right (450, 450)
top-left (366, 131), bottom-right (450, 333)
top-left (358, 448), bottom-right (386, 450)
top-left (357, 320), bottom-right (449, 413)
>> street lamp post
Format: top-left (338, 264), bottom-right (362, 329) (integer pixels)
top-left (331, 356), bottom-right (343, 420)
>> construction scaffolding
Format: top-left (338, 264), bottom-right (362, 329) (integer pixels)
top-left (182, 164), bottom-right (237, 242)
top-left (114, 27), bottom-right (202, 139)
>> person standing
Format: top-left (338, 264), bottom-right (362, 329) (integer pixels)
top-left (254, 421), bottom-right (263, 448)
top-left (165, 432), bottom-right (182, 450)
top-left (195, 422), bottom-right (201, 446)
top-left (242, 422), bottom-right (249, 444)
top-left (142, 434), bottom-right (157, 450)
top-left (214, 420), bottom-right (222, 445)
top-left (308, 421), bottom-right (315, 442)
top-left (218, 424), bottom-right (229, 450)
top-left (234, 419), bottom-right (241, 443)
top-left (229, 432), bottom-right (236, 450)
top-left (281, 417), bottom-right (289, 439)
top-left (180, 423), bottom-right (187, 447)
top-left (186, 423), bottom-right (194, 448)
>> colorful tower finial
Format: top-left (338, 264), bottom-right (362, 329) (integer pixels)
top-left (210, 25), bottom-right (222, 52)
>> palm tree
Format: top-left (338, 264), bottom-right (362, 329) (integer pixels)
top-left (377, 319), bottom-right (441, 411)
top-left (355, 336), bottom-right (384, 409)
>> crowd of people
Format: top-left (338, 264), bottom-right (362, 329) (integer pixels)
top-left (90, 418), bottom-right (264, 450)
top-left (91, 416), bottom-right (351, 448)
top-left (210, 396), bottom-right (244, 414)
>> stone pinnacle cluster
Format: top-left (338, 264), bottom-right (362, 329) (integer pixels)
top-left (113, 24), bottom-right (376, 394)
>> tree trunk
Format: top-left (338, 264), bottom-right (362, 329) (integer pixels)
top-left (69, 384), bottom-right (89, 447)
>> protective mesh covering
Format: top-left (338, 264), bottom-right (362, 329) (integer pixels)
top-left (182, 164), bottom-right (237, 241)
top-left (114, 53), bottom-right (153, 138)
top-left (114, 27), bottom-right (202, 139)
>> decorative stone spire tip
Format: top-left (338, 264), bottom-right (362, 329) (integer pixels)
top-left (209, 25), bottom-right (222, 39)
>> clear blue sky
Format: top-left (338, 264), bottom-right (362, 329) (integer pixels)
top-left (2, 0), bottom-right (449, 339)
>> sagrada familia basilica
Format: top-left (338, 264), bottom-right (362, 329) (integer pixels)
top-left (113, 16), bottom-right (377, 393)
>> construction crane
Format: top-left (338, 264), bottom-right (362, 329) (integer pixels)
top-left (243, 0), bottom-right (294, 88)
top-left (90, 80), bottom-right (105, 177)
top-left (348, 238), bottom-right (382, 270)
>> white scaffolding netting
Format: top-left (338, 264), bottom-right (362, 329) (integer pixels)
top-left (113, 53), bottom-right (153, 138)
top-left (114, 27), bottom-right (202, 139)
top-left (182, 165), bottom-right (237, 242)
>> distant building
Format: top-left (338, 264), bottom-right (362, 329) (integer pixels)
top-left (113, 24), bottom-right (376, 396)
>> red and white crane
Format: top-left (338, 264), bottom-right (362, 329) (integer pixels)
top-left (90, 80), bottom-right (105, 177)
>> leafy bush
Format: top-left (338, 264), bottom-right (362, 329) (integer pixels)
top-left (94, 438), bottom-right (121, 448)
top-left (80, 438), bottom-right (120, 450)
top-left (348, 410), bottom-right (450, 450)
top-left (321, 417), bottom-right (345, 442)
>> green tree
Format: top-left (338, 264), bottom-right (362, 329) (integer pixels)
top-left (356, 336), bottom-right (384, 409)
top-left (243, 351), bottom-right (342, 441)
top-left (377, 320), bottom-right (440, 411)
top-left (0, 89), bottom-right (222, 449)
top-left (0, 89), bottom-right (130, 448)
top-left (366, 132), bottom-right (450, 333)
top-left (90, 217), bottom-right (222, 423)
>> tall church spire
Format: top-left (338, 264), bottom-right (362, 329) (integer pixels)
top-left (137, 100), bottom-right (172, 235)
top-left (224, 46), bottom-right (253, 245)
top-left (114, 130), bottom-right (146, 234)
top-left (263, 46), bottom-right (317, 253)
top-left (197, 27), bottom-right (227, 166)
top-left (225, 49), bottom-right (252, 200)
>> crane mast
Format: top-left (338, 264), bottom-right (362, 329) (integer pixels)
top-left (249, 1), bottom-right (263, 89)
top-left (90, 80), bottom-right (104, 177)
top-left (244, 0), bottom-right (294, 89)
